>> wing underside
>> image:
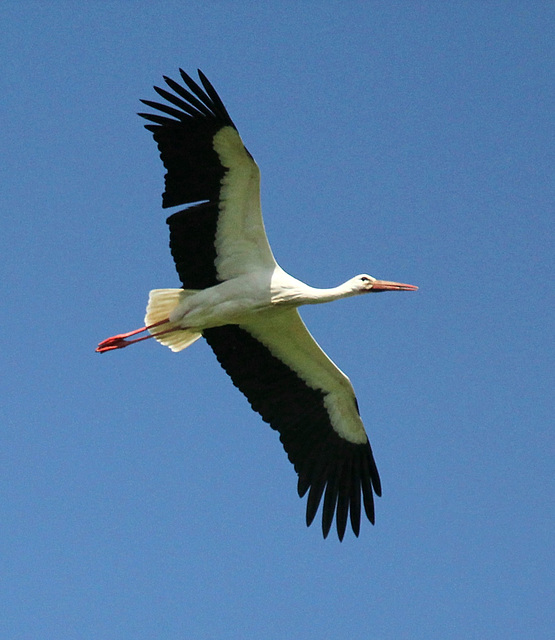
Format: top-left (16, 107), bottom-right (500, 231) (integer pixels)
top-left (203, 310), bottom-right (381, 540)
top-left (139, 70), bottom-right (275, 289)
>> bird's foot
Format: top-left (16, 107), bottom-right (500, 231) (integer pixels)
top-left (96, 335), bottom-right (136, 352)
top-left (96, 319), bottom-right (170, 353)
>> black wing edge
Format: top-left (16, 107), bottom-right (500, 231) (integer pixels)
top-left (139, 68), bottom-right (234, 133)
top-left (203, 324), bottom-right (382, 541)
top-left (138, 69), bottom-right (236, 209)
top-left (138, 70), bottom-right (240, 289)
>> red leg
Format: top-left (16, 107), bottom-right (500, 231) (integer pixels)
top-left (96, 318), bottom-right (170, 353)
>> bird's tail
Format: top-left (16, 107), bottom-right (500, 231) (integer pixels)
top-left (145, 288), bottom-right (201, 352)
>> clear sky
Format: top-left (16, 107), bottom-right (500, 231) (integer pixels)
top-left (1, 2), bottom-right (553, 638)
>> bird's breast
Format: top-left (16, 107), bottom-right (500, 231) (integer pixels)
top-left (169, 274), bottom-right (274, 329)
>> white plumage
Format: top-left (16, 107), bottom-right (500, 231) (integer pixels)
top-left (97, 70), bottom-right (417, 540)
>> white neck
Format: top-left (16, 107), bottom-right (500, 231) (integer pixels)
top-left (302, 281), bottom-right (361, 305)
top-left (271, 271), bottom-right (362, 306)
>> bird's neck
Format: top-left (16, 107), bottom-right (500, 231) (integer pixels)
top-left (278, 281), bottom-right (359, 306)
top-left (270, 269), bottom-right (359, 306)
top-left (303, 282), bottom-right (359, 305)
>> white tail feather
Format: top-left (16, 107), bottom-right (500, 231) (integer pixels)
top-left (144, 288), bottom-right (201, 352)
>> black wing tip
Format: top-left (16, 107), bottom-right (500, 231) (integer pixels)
top-left (140, 68), bottom-right (235, 129)
top-left (202, 325), bottom-right (380, 542)
top-left (178, 67), bottom-right (197, 86)
top-left (301, 441), bottom-right (380, 541)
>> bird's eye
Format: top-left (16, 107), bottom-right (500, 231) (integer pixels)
top-left (360, 276), bottom-right (370, 283)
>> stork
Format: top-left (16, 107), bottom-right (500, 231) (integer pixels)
top-left (96, 70), bottom-right (417, 540)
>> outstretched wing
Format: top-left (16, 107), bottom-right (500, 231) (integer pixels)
top-left (139, 70), bottom-right (276, 289)
top-left (203, 309), bottom-right (381, 541)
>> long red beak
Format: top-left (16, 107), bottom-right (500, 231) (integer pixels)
top-left (371, 280), bottom-right (418, 292)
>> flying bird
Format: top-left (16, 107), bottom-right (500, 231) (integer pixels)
top-left (96, 70), bottom-right (417, 540)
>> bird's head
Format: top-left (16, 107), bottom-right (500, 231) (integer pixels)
top-left (352, 274), bottom-right (418, 294)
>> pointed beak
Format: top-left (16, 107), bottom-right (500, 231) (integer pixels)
top-left (371, 280), bottom-right (418, 292)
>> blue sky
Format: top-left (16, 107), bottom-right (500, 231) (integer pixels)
top-left (1, 2), bottom-right (553, 638)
